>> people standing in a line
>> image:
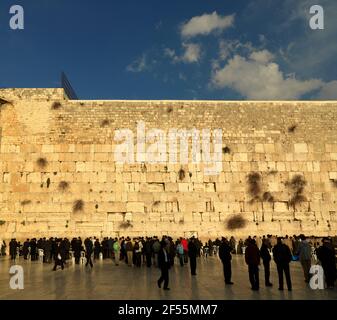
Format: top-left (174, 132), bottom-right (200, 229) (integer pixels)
top-left (157, 240), bottom-right (170, 290)
top-left (296, 234), bottom-right (312, 283)
top-left (188, 237), bottom-right (198, 276)
top-left (84, 237), bottom-right (94, 268)
top-left (272, 237), bottom-right (292, 291)
top-left (219, 237), bottom-right (234, 285)
top-left (260, 238), bottom-right (273, 287)
top-left (316, 238), bottom-right (336, 289)
top-left (245, 239), bottom-right (260, 291)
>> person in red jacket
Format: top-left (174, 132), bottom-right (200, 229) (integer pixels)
top-left (245, 238), bottom-right (261, 291)
top-left (181, 238), bottom-right (189, 264)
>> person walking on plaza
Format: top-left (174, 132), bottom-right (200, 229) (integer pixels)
top-left (245, 239), bottom-right (260, 291)
top-left (144, 237), bottom-right (152, 268)
top-left (94, 238), bottom-right (101, 260)
top-left (297, 234), bottom-right (312, 283)
top-left (188, 237), bottom-right (198, 276)
top-left (219, 237), bottom-right (234, 285)
top-left (157, 240), bottom-right (170, 290)
top-left (84, 237), bottom-right (94, 268)
top-left (53, 239), bottom-right (65, 271)
top-left (316, 238), bottom-right (337, 289)
top-left (260, 238), bottom-right (273, 287)
top-left (272, 237), bottom-right (292, 291)
top-left (181, 237), bottom-right (189, 263)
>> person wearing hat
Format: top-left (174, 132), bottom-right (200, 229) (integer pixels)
top-left (157, 240), bottom-right (170, 290)
top-left (219, 237), bottom-right (234, 285)
top-left (316, 238), bottom-right (336, 289)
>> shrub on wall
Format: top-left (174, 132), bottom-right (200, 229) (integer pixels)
top-left (226, 215), bottom-right (247, 230)
top-left (58, 181), bottom-right (70, 191)
top-left (247, 172), bottom-right (262, 202)
top-left (119, 221), bottom-right (133, 229)
top-left (178, 168), bottom-right (186, 181)
top-left (51, 102), bottom-right (62, 110)
top-left (36, 157), bottom-right (48, 169)
top-left (286, 174), bottom-right (307, 209)
top-left (73, 200), bottom-right (84, 213)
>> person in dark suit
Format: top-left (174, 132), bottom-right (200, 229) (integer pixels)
top-left (53, 239), bottom-right (65, 271)
top-left (157, 240), bottom-right (170, 290)
top-left (188, 237), bottom-right (198, 275)
top-left (219, 237), bottom-right (234, 285)
top-left (245, 239), bottom-right (260, 290)
top-left (84, 237), bottom-right (94, 268)
top-left (272, 237), bottom-right (292, 291)
top-left (9, 239), bottom-right (18, 261)
top-left (23, 239), bottom-right (30, 260)
top-left (260, 238), bottom-right (273, 286)
top-left (316, 238), bottom-right (336, 289)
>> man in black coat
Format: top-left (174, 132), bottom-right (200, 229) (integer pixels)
top-left (157, 240), bottom-right (170, 290)
top-left (9, 239), bottom-right (18, 261)
top-left (53, 239), bottom-right (65, 271)
top-left (30, 238), bottom-right (37, 261)
top-left (245, 239), bottom-right (260, 290)
top-left (188, 237), bottom-right (198, 275)
top-left (272, 237), bottom-right (292, 291)
top-left (219, 237), bottom-right (234, 285)
top-left (84, 237), bottom-right (94, 268)
top-left (260, 238), bottom-right (273, 286)
top-left (23, 239), bottom-right (30, 260)
top-left (316, 238), bottom-right (336, 289)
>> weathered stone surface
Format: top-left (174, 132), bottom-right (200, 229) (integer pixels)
top-left (0, 88), bottom-right (337, 240)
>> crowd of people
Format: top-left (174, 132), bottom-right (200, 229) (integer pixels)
top-left (1, 234), bottom-right (336, 291)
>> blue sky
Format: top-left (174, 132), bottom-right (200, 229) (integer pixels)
top-left (0, 0), bottom-right (336, 100)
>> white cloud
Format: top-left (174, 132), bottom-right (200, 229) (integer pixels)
top-left (218, 39), bottom-right (254, 61)
top-left (164, 43), bottom-right (202, 64)
top-left (317, 81), bottom-right (337, 100)
top-left (181, 43), bottom-right (201, 63)
top-left (211, 51), bottom-right (323, 100)
top-left (249, 50), bottom-right (274, 64)
top-left (181, 11), bottom-right (234, 38)
top-left (126, 54), bottom-right (148, 72)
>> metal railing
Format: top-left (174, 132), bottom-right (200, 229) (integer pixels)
top-left (61, 72), bottom-right (78, 100)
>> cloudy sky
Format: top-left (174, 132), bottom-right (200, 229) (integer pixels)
top-left (0, 0), bottom-right (336, 100)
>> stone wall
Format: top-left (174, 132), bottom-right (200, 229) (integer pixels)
top-left (0, 88), bottom-right (337, 241)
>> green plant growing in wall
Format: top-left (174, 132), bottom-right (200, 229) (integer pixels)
top-left (20, 200), bottom-right (31, 206)
top-left (0, 220), bottom-right (6, 226)
top-left (331, 179), bottom-right (337, 188)
top-left (288, 124), bottom-right (297, 133)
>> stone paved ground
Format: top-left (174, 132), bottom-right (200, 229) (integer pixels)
top-left (0, 255), bottom-right (336, 300)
